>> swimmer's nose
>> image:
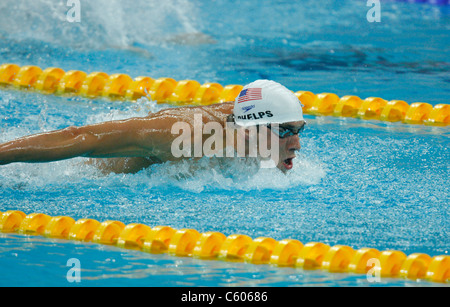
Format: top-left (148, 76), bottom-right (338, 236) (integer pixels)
top-left (286, 134), bottom-right (301, 151)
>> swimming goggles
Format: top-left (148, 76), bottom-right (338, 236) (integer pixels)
top-left (266, 123), bottom-right (305, 138)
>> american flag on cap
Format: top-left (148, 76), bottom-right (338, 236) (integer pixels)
top-left (237, 88), bottom-right (262, 103)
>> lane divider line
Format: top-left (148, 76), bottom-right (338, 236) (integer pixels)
top-left (1, 210), bottom-right (448, 283)
top-left (0, 63), bottom-right (448, 126)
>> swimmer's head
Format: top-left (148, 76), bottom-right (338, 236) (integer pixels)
top-left (230, 80), bottom-right (306, 173)
top-left (232, 79), bottom-right (304, 127)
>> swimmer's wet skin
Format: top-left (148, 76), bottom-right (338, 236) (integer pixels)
top-left (268, 122), bottom-right (306, 171)
top-left (0, 80), bottom-right (305, 174)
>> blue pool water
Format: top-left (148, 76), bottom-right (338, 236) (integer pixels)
top-left (0, 0), bottom-right (449, 287)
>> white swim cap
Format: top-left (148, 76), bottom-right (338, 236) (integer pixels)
top-left (233, 80), bottom-right (304, 127)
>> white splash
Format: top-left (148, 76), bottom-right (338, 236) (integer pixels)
top-left (0, 0), bottom-right (204, 49)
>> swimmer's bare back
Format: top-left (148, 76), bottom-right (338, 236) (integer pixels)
top-left (0, 102), bottom-right (234, 173)
top-left (90, 102), bottom-right (234, 173)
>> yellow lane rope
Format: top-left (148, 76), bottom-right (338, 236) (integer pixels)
top-left (0, 64), bottom-right (449, 126)
top-left (1, 210), bottom-right (449, 283)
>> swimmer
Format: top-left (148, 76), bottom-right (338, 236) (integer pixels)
top-left (0, 80), bottom-right (305, 173)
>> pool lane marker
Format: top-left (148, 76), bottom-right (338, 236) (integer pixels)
top-left (0, 63), bottom-right (449, 126)
top-left (0, 210), bottom-right (449, 283)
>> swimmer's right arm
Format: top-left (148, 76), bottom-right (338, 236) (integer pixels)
top-left (0, 116), bottom-right (174, 165)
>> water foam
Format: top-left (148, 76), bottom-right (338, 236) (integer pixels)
top-left (0, 0), bottom-right (203, 49)
top-left (139, 153), bottom-right (325, 193)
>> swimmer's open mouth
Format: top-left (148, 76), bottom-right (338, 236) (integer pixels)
top-left (282, 157), bottom-right (294, 170)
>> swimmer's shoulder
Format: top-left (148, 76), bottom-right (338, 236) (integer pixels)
top-left (189, 102), bottom-right (234, 117)
top-left (176, 101), bottom-right (234, 113)
top-left (208, 101), bottom-right (234, 114)
top-left (146, 102), bottom-right (234, 120)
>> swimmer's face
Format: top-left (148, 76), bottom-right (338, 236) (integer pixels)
top-left (262, 121), bottom-right (305, 173)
